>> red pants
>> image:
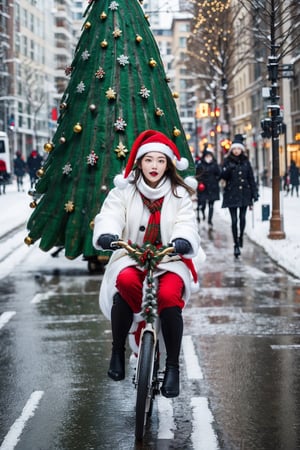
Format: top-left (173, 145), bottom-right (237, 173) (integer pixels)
top-left (116, 266), bottom-right (184, 314)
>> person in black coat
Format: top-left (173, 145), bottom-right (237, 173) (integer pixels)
top-left (220, 134), bottom-right (258, 257)
top-left (27, 150), bottom-right (43, 188)
top-left (289, 160), bottom-right (299, 197)
top-left (195, 148), bottom-right (221, 228)
top-left (13, 151), bottom-right (26, 191)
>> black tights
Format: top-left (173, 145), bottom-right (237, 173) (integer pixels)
top-left (229, 206), bottom-right (247, 244)
top-left (198, 200), bottom-right (214, 223)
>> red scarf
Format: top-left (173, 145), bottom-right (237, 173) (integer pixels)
top-left (141, 194), bottom-right (164, 244)
top-left (141, 193), bottom-right (198, 284)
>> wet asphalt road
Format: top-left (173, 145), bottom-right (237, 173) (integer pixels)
top-left (0, 209), bottom-right (300, 450)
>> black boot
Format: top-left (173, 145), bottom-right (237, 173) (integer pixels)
top-left (108, 293), bottom-right (133, 381)
top-left (238, 235), bottom-right (243, 248)
top-left (161, 365), bottom-right (179, 398)
top-left (234, 244), bottom-right (241, 258)
top-left (160, 306), bottom-right (183, 398)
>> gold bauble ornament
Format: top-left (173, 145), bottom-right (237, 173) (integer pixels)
top-left (73, 123), bottom-right (82, 133)
top-left (89, 220), bottom-right (94, 230)
top-left (89, 104), bottom-right (97, 112)
top-left (135, 34), bottom-right (143, 43)
top-left (100, 39), bottom-right (108, 48)
top-left (24, 236), bottom-right (33, 246)
top-left (84, 21), bottom-right (91, 29)
top-left (172, 92), bottom-right (179, 98)
top-left (173, 127), bottom-right (181, 137)
top-left (43, 141), bottom-right (54, 152)
top-left (149, 58), bottom-right (157, 68)
top-left (155, 107), bottom-right (164, 117)
top-left (29, 201), bottom-right (37, 208)
top-left (60, 102), bottom-right (67, 110)
top-left (36, 168), bottom-right (44, 178)
top-left (59, 136), bottom-right (66, 144)
top-left (100, 11), bottom-right (107, 20)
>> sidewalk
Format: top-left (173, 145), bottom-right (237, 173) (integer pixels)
top-left (0, 178), bottom-right (31, 238)
top-left (215, 185), bottom-right (300, 279)
top-left (1, 179), bottom-right (299, 279)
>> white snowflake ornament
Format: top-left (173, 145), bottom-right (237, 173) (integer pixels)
top-left (76, 81), bottom-right (85, 93)
top-left (81, 50), bottom-right (90, 61)
top-left (117, 54), bottom-right (129, 66)
top-left (86, 150), bottom-right (99, 166)
top-left (109, 1), bottom-right (119, 10)
top-left (139, 86), bottom-right (151, 98)
top-left (114, 117), bottom-right (127, 131)
top-left (62, 163), bottom-right (72, 175)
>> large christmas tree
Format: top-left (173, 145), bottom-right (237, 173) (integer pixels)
top-left (25, 0), bottom-right (195, 262)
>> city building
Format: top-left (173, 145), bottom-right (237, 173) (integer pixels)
top-left (0, 0), bottom-right (57, 161)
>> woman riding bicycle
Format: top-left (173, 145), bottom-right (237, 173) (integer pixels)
top-left (93, 130), bottom-right (201, 398)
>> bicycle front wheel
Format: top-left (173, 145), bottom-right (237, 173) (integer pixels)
top-left (135, 331), bottom-right (154, 441)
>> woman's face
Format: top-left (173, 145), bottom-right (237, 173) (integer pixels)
top-left (204, 154), bottom-right (213, 163)
top-left (231, 146), bottom-right (243, 156)
top-left (140, 152), bottom-right (167, 187)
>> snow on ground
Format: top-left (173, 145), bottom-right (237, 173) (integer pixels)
top-left (0, 176), bottom-right (299, 280)
top-left (215, 185), bottom-right (300, 279)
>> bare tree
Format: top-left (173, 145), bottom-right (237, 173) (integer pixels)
top-left (186, 1), bottom-right (246, 130)
top-left (22, 62), bottom-right (46, 150)
top-left (240, 0), bottom-right (300, 60)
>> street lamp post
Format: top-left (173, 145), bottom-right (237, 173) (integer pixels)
top-left (267, 0), bottom-right (285, 240)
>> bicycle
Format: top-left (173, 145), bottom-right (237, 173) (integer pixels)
top-left (111, 240), bottom-right (174, 441)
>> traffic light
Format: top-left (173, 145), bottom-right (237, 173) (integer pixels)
top-left (261, 118), bottom-right (272, 139)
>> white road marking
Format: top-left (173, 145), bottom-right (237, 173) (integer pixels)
top-left (0, 390), bottom-right (44, 450)
top-left (191, 397), bottom-right (219, 449)
top-left (157, 396), bottom-right (175, 439)
top-left (0, 311), bottom-right (16, 330)
top-left (182, 335), bottom-right (203, 379)
top-left (271, 345), bottom-right (300, 350)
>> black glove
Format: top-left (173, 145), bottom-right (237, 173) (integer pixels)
top-left (97, 234), bottom-right (118, 250)
top-left (172, 238), bottom-right (192, 255)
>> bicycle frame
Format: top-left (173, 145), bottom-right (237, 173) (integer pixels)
top-left (111, 241), bottom-right (174, 440)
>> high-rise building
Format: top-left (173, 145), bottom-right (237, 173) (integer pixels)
top-left (0, 1), bottom-right (57, 159)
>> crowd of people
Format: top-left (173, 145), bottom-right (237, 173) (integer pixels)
top-left (196, 134), bottom-right (259, 258)
top-left (0, 149), bottom-right (43, 194)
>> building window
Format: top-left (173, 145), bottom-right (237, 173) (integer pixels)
top-left (30, 40), bottom-right (34, 60)
top-left (23, 36), bottom-right (28, 57)
top-left (179, 37), bottom-right (186, 48)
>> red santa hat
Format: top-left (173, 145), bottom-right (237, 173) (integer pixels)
top-left (114, 129), bottom-right (193, 188)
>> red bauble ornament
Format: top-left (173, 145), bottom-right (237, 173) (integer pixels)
top-left (198, 182), bottom-right (206, 192)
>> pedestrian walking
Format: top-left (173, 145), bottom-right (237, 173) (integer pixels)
top-left (13, 151), bottom-right (26, 192)
top-left (0, 159), bottom-right (10, 194)
top-left (195, 148), bottom-right (221, 227)
top-left (220, 134), bottom-right (258, 258)
top-left (93, 130), bottom-right (202, 398)
top-left (289, 160), bottom-right (299, 197)
top-left (27, 150), bottom-right (43, 188)
top-left (283, 170), bottom-right (290, 195)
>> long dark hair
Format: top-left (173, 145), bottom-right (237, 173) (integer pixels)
top-left (131, 154), bottom-right (195, 196)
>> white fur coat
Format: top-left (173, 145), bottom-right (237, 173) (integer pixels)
top-left (93, 182), bottom-right (204, 320)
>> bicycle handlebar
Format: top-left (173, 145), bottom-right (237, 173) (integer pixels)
top-left (111, 240), bottom-right (174, 256)
top-left (110, 240), bottom-right (175, 271)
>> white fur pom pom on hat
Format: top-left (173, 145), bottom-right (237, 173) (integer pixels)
top-left (184, 176), bottom-right (198, 190)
